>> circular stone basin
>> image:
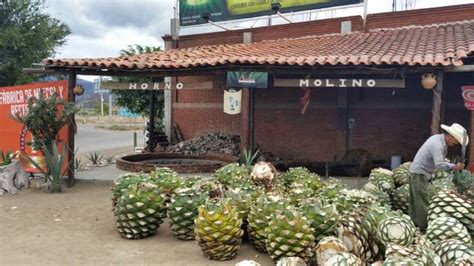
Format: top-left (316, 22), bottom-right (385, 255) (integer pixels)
top-left (116, 153), bottom-right (238, 173)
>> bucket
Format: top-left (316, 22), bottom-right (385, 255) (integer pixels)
top-left (391, 155), bottom-right (402, 170)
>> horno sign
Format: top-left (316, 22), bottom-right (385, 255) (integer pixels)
top-left (274, 78), bottom-right (406, 88)
top-left (101, 81), bottom-right (184, 91)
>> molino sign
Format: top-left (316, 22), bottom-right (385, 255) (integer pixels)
top-left (274, 78), bottom-right (406, 88)
top-left (0, 81), bottom-right (69, 172)
top-left (180, 0), bottom-right (363, 26)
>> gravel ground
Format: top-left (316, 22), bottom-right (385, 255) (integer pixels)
top-left (0, 180), bottom-right (273, 266)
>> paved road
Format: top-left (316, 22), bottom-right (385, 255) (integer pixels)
top-left (76, 124), bottom-right (144, 154)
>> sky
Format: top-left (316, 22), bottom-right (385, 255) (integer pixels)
top-left (43, 0), bottom-right (473, 81)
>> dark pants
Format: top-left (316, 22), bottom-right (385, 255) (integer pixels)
top-left (409, 173), bottom-right (430, 231)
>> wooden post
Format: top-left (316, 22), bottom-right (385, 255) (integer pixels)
top-left (67, 72), bottom-right (76, 187)
top-left (469, 111), bottom-right (474, 170)
top-left (148, 89), bottom-right (156, 152)
top-left (249, 88), bottom-right (256, 153)
top-left (240, 88), bottom-right (250, 152)
top-left (164, 34), bottom-right (176, 142)
top-left (430, 71), bottom-right (444, 135)
top-left (336, 88), bottom-right (348, 160)
top-left (240, 32), bottom-right (253, 153)
top-left (440, 77), bottom-right (448, 125)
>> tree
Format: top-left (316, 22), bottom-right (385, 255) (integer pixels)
top-left (112, 44), bottom-right (164, 125)
top-left (0, 0), bottom-right (71, 86)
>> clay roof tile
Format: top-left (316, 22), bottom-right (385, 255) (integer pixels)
top-left (44, 20), bottom-right (474, 70)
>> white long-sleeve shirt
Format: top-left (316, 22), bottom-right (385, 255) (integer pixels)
top-left (409, 134), bottom-right (454, 179)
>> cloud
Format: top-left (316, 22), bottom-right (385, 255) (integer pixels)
top-left (53, 28), bottom-right (162, 59)
top-left (45, 0), bottom-right (173, 38)
top-left (44, 0), bottom-right (474, 60)
top-left (85, 1), bottom-right (170, 30)
top-left (44, 0), bottom-right (174, 59)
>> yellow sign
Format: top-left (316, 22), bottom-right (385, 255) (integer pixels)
top-left (227, 0), bottom-right (330, 15)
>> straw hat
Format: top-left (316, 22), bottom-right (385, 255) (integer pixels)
top-left (441, 123), bottom-right (469, 145)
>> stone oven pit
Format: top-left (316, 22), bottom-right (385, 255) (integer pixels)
top-left (116, 153), bottom-right (238, 173)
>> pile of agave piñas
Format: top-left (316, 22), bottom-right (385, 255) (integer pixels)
top-left (111, 161), bottom-right (473, 265)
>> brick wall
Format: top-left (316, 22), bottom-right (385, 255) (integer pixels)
top-left (174, 4), bottom-right (474, 48)
top-left (173, 107), bottom-right (241, 138)
top-left (170, 4), bottom-right (474, 163)
top-left (173, 72), bottom-right (472, 162)
top-left (177, 16), bottom-right (363, 48)
top-left (444, 73), bottom-right (474, 167)
top-left (255, 106), bottom-right (338, 161)
top-left (366, 4), bottom-right (474, 30)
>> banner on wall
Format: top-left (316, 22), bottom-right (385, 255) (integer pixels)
top-left (461, 85), bottom-right (474, 110)
top-left (227, 71), bottom-right (268, 89)
top-left (0, 81), bottom-right (69, 172)
top-left (223, 89), bottom-right (242, 114)
top-left (180, 0), bottom-right (363, 26)
top-left (461, 85), bottom-right (474, 111)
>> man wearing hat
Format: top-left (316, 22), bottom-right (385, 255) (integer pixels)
top-left (409, 123), bottom-right (468, 231)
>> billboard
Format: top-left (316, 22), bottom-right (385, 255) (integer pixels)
top-left (180, 0), bottom-right (363, 26)
top-left (0, 81), bottom-right (69, 172)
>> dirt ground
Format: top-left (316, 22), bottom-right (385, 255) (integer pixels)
top-left (0, 180), bottom-right (274, 266)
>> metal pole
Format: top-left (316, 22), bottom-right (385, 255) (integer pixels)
top-left (363, 0), bottom-right (369, 30)
top-left (100, 93), bottom-right (104, 116)
top-left (133, 132), bottom-right (137, 148)
top-left (277, 12), bottom-right (292, 23)
top-left (249, 88), bottom-right (255, 153)
top-left (108, 94), bottom-right (112, 118)
top-left (99, 77), bottom-right (104, 116)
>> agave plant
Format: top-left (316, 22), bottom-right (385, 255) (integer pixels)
top-left (453, 170), bottom-right (473, 199)
top-left (0, 150), bottom-right (14, 166)
top-left (74, 157), bottom-right (83, 170)
top-left (24, 140), bottom-right (66, 193)
top-left (86, 152), bottom-right (104, 165)
top-left (240, 148), bottom-right (260, 169)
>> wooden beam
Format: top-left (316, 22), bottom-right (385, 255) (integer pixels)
top-left (430, 71), bottom-right (444, 135)
top-left (67, 72), bottom-right (76, 187)
top-left (22, 68), bottom-right (58, 74)
top-left (444, 65), bottom-right (474, 72)
top-left (44, 64), bottom-right (450, 78)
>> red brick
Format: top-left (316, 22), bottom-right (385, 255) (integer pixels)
top-left (169, 5), bottom-right (474, 164)
top-left (366, 4), bottom-right (474, 30)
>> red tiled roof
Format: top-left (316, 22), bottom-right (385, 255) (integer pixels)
top-left (45, 20), bottom-right (474, 70)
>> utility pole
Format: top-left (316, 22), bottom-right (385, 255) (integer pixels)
top-left (100, 93), bottom-right (104, 116)
top-left (100, 77), bottom-right (104, 116)
top-left (108, 94), bottom-right (112, 118)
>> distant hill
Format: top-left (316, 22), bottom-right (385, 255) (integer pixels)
top-left (75, 78), bottom-right (112, 108)
top-left (37, 76), bottom-right (113, 109)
